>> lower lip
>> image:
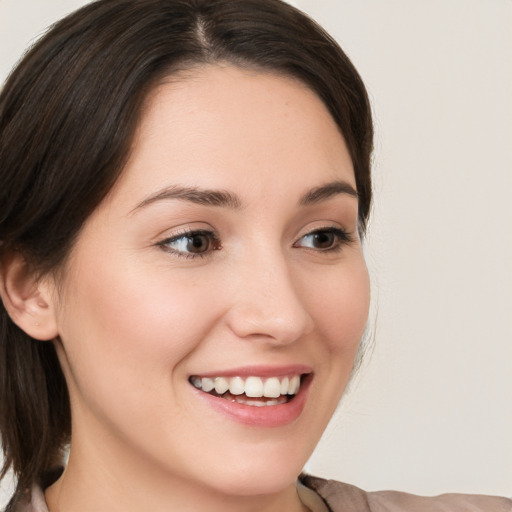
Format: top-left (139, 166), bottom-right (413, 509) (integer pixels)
top-left (192, 374), bottom-right (312, 428)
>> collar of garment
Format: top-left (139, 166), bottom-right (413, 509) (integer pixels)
top-left (12, 479), bottom-right (329, 512)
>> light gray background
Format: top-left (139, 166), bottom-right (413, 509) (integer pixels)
top-left (1, 0), bottom-right (511, 505)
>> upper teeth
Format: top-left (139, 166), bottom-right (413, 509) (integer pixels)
top-left (190, 375), bottom-right (301, 398)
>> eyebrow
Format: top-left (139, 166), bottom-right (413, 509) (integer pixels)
top-left (132, 179), bottom-right (358, 213)
top-left (132, 185), bottom-right (242, 213)
top-left (299, 180), bottom-right (358, 205)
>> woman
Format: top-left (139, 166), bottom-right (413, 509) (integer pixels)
top-left (0, 1), bottom-right (509, 511)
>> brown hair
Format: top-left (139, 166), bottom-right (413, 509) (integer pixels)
top-left (0, 0), bottom-right (373, 508)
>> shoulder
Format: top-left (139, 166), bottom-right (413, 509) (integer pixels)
top-left (300, 474), bottom-right (512, 512)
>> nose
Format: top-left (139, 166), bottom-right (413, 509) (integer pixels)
top-left (224, 248), bottom-right (314, 345)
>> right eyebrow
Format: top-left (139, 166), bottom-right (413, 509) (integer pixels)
top-left (130, 185), bottom-right (242, 214)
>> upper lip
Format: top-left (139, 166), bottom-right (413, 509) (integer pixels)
top-left (189, 364), bottom-right (313, 379)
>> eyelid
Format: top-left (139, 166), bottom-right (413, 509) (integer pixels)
top-left (153, 222), bottom-right (216, 246)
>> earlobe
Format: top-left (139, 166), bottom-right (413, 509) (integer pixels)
top-left (0, 253), bottom-right (59, 341)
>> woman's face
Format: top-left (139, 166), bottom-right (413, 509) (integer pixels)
top-left (50, 66), bottom-right (370, 498)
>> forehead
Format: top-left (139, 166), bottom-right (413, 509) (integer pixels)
top-left (113, 65), bottom-right (355, 206)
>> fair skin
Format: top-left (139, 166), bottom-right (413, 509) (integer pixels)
top-left (32, 65), bottom-right (370, 512)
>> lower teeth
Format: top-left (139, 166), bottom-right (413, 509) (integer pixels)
top-left (231, 396), bottom-right (288, 407)
top-left (210, 390), bottom-right (289, 407)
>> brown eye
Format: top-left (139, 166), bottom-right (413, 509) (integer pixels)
top-left (309, 231), bottom-right (335, 249)
top-left (294, 227), bottom-right (351, 252)
top-left (160, 230), bottom-right (220, 257)
top-left (186, 233), bottom-right (211, 253)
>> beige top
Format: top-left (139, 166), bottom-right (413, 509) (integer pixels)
top-left (299, 475), bottom-right (512, 512)
top-left (11, 475), bottom-right (512, 512)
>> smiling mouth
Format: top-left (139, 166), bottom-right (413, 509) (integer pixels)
top-left (189, 374), bottom-right (305, 407)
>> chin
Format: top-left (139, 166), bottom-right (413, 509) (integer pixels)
top-left (211, 467), bottom-right (300, 497)
top-left (199, 446), bottom-right (309, 497)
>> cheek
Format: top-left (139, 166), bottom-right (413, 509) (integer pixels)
top-left (55, 257), bottom-right (219, 402)
top-left (304, 258), bottom-right (370, 355)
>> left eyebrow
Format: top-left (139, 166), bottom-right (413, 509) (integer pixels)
top-left (299, 180), bottom-right (358, 206)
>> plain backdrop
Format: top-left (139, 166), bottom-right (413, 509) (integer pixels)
top-left (1, 0), bottom-right (511, 506)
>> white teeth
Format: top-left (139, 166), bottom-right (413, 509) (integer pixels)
top-left (191, 374), bottom-right (303, 398)
top-left (263, 377), bottom-right (281, 398)
top-left (242, 399), bottom-right (267, 407)
top-left (214, 377), bottom-right (229, 394)
top-left (201, 377), bottom-right (215, 392)
top-left (245, 376), bottom-right (264, 397)
top-left (289, 375), bottom-right (300, 395)
top-left (229, 376), bottom-right (244, 395)
top-left (280, 377), bottom-right (289, 395)
top-left (233, 395), bottom-right (288, 407)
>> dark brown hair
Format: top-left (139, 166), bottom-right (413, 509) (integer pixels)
top-left (0, 0), bottom-right (373, 508)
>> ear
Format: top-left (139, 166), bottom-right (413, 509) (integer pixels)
top-left (0, 253), bottom-right (59, 341)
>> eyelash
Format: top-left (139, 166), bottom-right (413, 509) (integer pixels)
top-left (158, 226), bottom-right (353, 259)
